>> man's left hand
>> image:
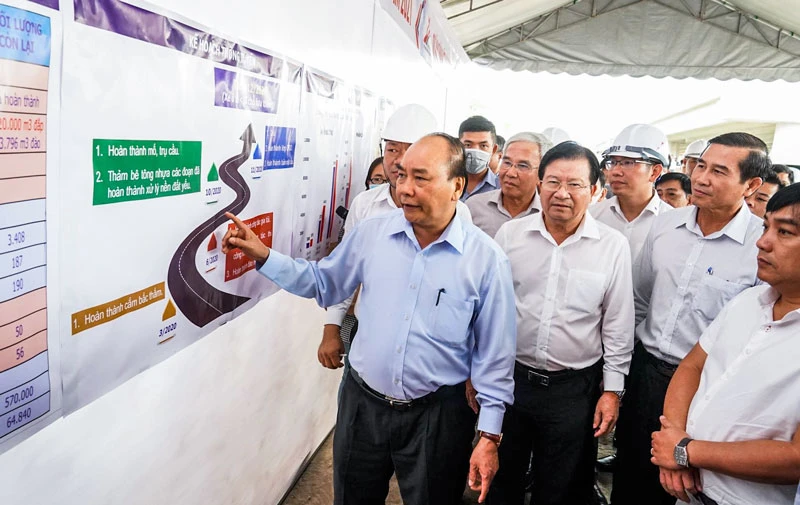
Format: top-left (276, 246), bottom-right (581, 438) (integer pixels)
top-left (468, 438), bottom-right (499, 503)
top-left (651, 415), bottom-right (691, 470)
top-left (593, 391), bottom-right (620, 437)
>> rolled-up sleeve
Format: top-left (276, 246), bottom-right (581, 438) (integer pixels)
top-left (471, 254), bottom-right (517, 434)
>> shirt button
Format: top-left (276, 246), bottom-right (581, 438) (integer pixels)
top-left (765, 326), bottom-right (771, 332)
top-left (394, 379), bottom-right (400, 385)
top-left (396, 346), bottom-right (402, 353)
top-left (410, 283), bottom-right (416, 289)
top-left (404, 314), bottom-right (409, 321)
top-left (688, 420), bottom-right (695, 427)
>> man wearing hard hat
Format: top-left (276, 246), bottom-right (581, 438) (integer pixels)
top-left (680, 139), bottom-right (707, 176)
top-left (591, 124), bottom-right (674, 261)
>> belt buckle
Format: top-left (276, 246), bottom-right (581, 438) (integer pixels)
top-left (387, 397), bottom-right (412, 410)
top-left (527, 370), bottom-right (550, 386)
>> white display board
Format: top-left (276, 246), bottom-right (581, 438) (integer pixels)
top-left (0, 0), bottom-right (62, 450)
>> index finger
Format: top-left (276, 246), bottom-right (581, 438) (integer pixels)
top-left (478, 475), bottom-right (490, 503)
top-left (225, 212), bottom-right (248, 231)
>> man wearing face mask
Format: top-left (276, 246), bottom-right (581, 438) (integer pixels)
top-left (460, 115), bottom-right (501, 201)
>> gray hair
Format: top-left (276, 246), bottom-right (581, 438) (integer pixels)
top-left (504, 132), bottom-right (553, 159)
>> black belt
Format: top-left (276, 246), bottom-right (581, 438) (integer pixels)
top-left (349, 369), bottom-right (433, 411)
top-left (515, 359), bottom-right (603, 387)
top-left (637, 342), bottom-right (679, 377)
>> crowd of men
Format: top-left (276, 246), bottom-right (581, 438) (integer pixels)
top-left (221, 105), bottom-right (800, 505)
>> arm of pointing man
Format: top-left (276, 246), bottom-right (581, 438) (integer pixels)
top-left (468, 254), bottom-right (517, 503)
top-left (221, 212), bottom-right (361, 308)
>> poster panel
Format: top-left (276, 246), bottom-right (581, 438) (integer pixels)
top-left (0, 0), bottom-right (62, 452)
top-left (59, 0), bottom-right (302, 412)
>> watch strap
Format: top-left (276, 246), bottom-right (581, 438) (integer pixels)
top-left (478, 430), bottom-right (502, 446)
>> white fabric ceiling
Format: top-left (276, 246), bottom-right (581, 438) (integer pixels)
top-left (441, 0), bottom-right (800, 81)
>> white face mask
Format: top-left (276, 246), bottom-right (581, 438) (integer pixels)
top-left (368, 183), bottom-right (385, 189)
top-left (464, 148), bottom-right (492, 175)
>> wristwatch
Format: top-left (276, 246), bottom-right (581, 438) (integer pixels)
top-left (674, 437), bottom-right (693, 468)
top-left (477, 431), bottom-right (503, 447)
top-left (609, 390), bottom-right (625, 401)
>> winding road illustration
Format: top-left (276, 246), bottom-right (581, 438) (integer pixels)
top-left (167, 124), bottom-right (256, 327)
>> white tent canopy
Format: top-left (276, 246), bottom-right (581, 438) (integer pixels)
top-left (441, 0), bottom-right (800, 81)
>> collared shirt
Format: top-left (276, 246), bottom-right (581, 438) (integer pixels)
top-left (495, 212), bottom-right (634, 391)
top-left (466, 189), bottom-right (541, 239)
top-left (260, 209), bottom-right (516, 433)
top-left (634, 204), bottom-right (762, 364)
top-left (590, 192), bottom-right (672, 262)
top-left (460, 169), bottom-right (499, 201)
top-left (323, 184), bottom-right (472, 325)
top-left (686, 285), bottom-right (800, 505)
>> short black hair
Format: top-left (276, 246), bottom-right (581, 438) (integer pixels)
top-left (771, 164), bottom-right (795, 186)
top-left (422, 132), bottom-right (466, 181)
top-left (364, 156), bottom-right (384, 189)
top-left (538, 141), bottom-right (601, 185)
top-left (762, 169), bottom-right (782, 187)
top-left (496, 135), bottom-right (506, 152)
top-left (707, 132), bottom-right (772, 182)
top-left (458, 115), bottom-right (497, 144)
top-left (765, 182), bottom-right (800, 215)
top-left (656, 172), bottom-right (692, 195)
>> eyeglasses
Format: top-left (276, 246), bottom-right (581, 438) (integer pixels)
top-left (499, 160), bottom-right (537, 172)
top-left (369, 176), bottom-right (387, 184)
top-left (541, 180), bottom-right (590, 193)
top-left (604, 159), bottom-right (653, 170)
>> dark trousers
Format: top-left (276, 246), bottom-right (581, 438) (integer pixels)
top-left (487, 361), bottom-right (603, 505)
top-left (333, 371), bottom-right (477, 505)
top-left (611, 343), bottom-right (677, 505)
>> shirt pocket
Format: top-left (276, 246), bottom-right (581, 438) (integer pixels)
top-left (693, 275), bottom-right (748, 322)
top-left (431, 291), bottom-right (474, 347)
top-left (565, 270), bottom-right (607, 313)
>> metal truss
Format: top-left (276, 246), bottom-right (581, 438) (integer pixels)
top-left (465, 0), bottom-right (800, 60)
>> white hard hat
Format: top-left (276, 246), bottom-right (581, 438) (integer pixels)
top-left (603, 124), bottom-right (670, 167)
top-left (382, 104), bottom-right (438, 144)
top-left (542, 127), bottom-right (571, 146)
top-left (682, 139), bottom-right (707, 160)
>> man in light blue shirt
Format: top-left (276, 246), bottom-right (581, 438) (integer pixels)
top-left (223, 133), bottom-right (516, 505)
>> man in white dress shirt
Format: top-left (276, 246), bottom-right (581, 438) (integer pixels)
top-left (611, 132), bottom-right (771, 505)
top-left (591, 124), bottom-right (673, 262)
top-left (466, 132), bottom-right (552, 239)
top-left (316, 104), bottom-right (472, 370)
top-left (651, 183), bottom-right (800, 505)
top-left (487, 141), bottom-right (634, 505)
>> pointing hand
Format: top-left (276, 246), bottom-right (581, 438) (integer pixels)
top-left (221, 212), bottom-right (270, 263)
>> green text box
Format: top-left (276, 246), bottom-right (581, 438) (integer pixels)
top-left (93, 140), bottom-right (202, 205)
